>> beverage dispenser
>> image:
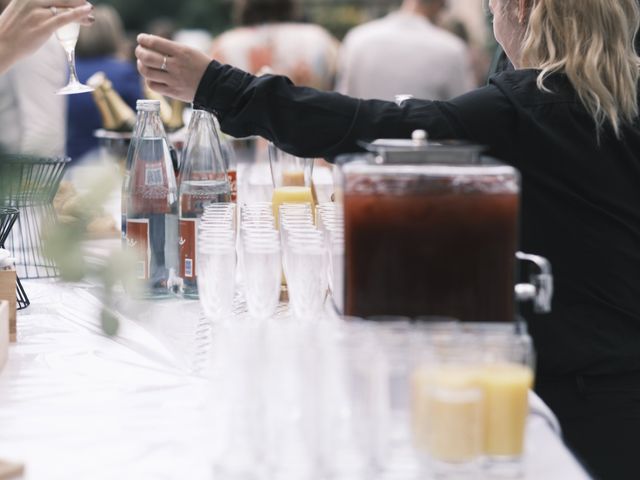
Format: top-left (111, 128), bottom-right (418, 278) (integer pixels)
top-left (335, 132), bottom-right (553, 322)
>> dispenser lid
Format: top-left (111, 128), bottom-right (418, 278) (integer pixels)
top-left (358, 130), bottom-right (485, 165)
top-left (340, 130), bottom-right (519, 196)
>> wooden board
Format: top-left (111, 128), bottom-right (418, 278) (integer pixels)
top-left (0, 271), bottom-right (15, 343)
top-left (0, 301), bottom-right (7, 372)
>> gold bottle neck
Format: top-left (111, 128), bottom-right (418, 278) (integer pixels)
top-left (91, 78), bottom-right (136, 132)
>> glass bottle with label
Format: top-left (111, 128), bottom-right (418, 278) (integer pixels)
top-left (178, 109), bottom-right (231, 298)
top-left (126, 100), bottom-right (179, 298)
top-left (122, 100), bottom-right (154, 243)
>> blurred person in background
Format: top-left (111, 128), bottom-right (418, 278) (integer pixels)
top-left (174, 30), bottom-right (213, 55)
top-left (336, 0), bottom-right (475, 101)
top-left (111, 15), bottom-right (178, 65)
top-left (210, 0), bottom-right (339, 90)
top-left (440, 16), bottom-right (491, 85)
top-left (0, 0), bottom-right (94, 157)
top-left (148, 17), bottom-right (176, 41)
top-left (66, 4), bottom-right (142, 162)
top-left (443, 0), bottom-right (492, 81)
top-left (446, 0), bottom-right (490, 49)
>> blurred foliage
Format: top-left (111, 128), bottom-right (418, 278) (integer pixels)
top-left (97, 0), bottom-right (397, 39)
top-left (41, 165), bottom-right (141, 336)
top-left (98, 0), bottom-right (233, 34)
top-left (0, 157), bottom-right (139, 336)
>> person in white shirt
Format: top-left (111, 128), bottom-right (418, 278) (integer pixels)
top-left (210, 0), bottom-right (339, 91)
top-left (336, 0), bottom-right (475, 101)
top-left (0, 36), bottom-right (67, 156)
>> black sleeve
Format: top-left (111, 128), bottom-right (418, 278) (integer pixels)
top-left (194, 61), bottom-right (516, 159)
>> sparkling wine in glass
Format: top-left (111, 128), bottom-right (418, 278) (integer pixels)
top-left (55, 13), bottom-right (93, 95)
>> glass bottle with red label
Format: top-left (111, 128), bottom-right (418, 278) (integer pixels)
top-left (126, 100), bottom-right (180, 298)
top-left (122, 99), bottom-right (153, 245)
top-left (178, 109), bottom-right (231, 298)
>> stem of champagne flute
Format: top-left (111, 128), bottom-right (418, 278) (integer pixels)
top-left (66, 48), bottom-right (80, 85)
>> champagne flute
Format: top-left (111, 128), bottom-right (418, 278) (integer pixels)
top-left (54, 8), bottom-right (93, 95)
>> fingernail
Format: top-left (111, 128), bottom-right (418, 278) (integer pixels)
top-left (137, 33), bottom-right (147, 42)
top-left (88, 14), bottom-right (95, 22)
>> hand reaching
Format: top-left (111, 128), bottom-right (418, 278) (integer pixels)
top-left (0, 0), bottom-right (94, 74)
top-left (136, 33), bottom-right (212, 103)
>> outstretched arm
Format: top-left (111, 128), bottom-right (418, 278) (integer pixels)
top-left (135, 33), bottom-right (368, 156)
top-left (135, 34), bottom-right (510, 159)
top-left (0, 0), bottom-right (94, 74)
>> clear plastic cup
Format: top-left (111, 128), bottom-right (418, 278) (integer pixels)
top-left (198, 239), bottom-right (237, 319)
top-left (286, 241), bottom-right (328, 320)
top-left (242, 238), bottom-right (282, 319)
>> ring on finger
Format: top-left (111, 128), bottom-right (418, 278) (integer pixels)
top-left (160, 56), bottom-right (168, 72)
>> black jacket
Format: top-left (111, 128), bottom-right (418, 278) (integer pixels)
top-left (195, 61), bottom-right (640, 377)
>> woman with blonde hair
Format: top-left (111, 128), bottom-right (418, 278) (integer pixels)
top-left (136, 0), bottom-right (640, 476)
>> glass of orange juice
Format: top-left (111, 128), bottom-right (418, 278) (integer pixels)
top-left (477, 329), bottom-right (535, 476)
top-left (268, 144), bottom-right (316, 227)
top-left (411, 336), bottom-right (485, 478)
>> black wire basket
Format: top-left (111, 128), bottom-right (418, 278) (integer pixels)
top-left (0, 156), bottom-right (70, 279)
top-left (0, 207), bottom-right (29, 309)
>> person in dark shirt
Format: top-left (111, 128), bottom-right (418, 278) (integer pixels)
top-left (66, 5), bottom-right (142, 162)
top-left (134, 0), bottom-right (640, 477)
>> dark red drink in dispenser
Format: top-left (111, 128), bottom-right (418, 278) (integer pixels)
top-left (342, 161), bottom-right (520, 322)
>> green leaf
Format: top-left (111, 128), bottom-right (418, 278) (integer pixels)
top-left (58, 255), bottom-right (89, 283)
top-left (100, 308), bottom-right (120, 336)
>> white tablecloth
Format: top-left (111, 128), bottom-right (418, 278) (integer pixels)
top-left (0, 281), bottom-right (591, 480)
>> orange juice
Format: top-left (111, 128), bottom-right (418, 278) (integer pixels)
top-left (271, 186), bottom-right (314, 228)
top-left (281, 169), bottom-right (319, 206)
top-left (478, 363), bottom-right (533, 457)
top-left (413, 363), bottom-right (533, 460)
top-left (412, 366), bottom-right (484, 462)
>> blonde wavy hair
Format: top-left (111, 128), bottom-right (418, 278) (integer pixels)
top-left (504, 0), bottom-right (640, 137)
